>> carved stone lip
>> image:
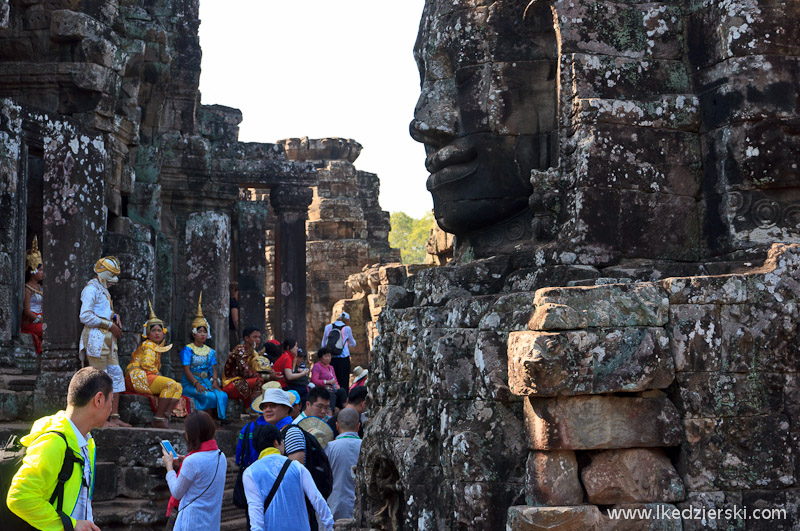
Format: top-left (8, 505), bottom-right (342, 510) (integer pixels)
top-left (425, 143), bottom-right (476, 173)
top-left (426, 157), bottom-right (480, 191)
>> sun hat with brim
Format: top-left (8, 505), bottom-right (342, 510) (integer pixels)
top-left (297, 416), bottom-right (335, 449)
top-left (250, 386), bottom-right (293, 413)
top-left (352, 366), bottom-right (369, 382)
top-left (286, 390), bottom-right (301, 407)
top-left (250, 382), bottom-right (284, 413)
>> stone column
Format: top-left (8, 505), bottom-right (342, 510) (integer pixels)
top-left (185, 211), bottom-right (231, 363)
top-left (36, 121), bottom-right (106, 414)
top-left (270, 185), bottom-right (312, 349)
top-left (234, 200), bottom-right (269, 335)
top-left (0, 101), bottom-right (22, 359)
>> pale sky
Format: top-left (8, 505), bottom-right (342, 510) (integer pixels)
top-left (197, 0), bottom-right (432, 218)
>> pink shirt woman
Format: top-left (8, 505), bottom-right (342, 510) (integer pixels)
top-left (311, 350), bottom-right (338, 390)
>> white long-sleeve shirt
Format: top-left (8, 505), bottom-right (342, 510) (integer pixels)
top-left (165, 450), bottom-right (227, 531)
top-left (321, 321), bottom-right (356, 358)
top-left (79, 279), bottom-right (113, 330)
top-left (243, 453), bottom-right (334, 531)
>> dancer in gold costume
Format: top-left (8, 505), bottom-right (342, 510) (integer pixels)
top-left (125, 301), bottom-right (183, 429)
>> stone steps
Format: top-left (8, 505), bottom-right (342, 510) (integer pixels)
top-left (220, 516), bottom-right (247, 531)
top-left (0, 341), bottom-right (39, 374)
top-left (0, 369), bottom-right (37, 422)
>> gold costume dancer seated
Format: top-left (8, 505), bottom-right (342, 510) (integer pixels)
top-left (125, 301), bottom-right (183, 429)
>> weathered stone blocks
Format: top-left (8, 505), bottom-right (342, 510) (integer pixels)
top-left (679, 415), bottom-right (794, 491)
top-left (413, 256), bottom-right (510, 307)
top-left (581, 449), bottom-right (685, 505)
top-left (508, 328), bottom-right (674, 396)
top-left (524, 393), bottom-right (682, 450)
top-left (530, 283), bottom-right (669, 330)
top-left (525, 450), bottom-right (583, 506)
top-left (668, 303), bottom-right (721, 372)
top-left (673, 372), bottom-right (784, 419)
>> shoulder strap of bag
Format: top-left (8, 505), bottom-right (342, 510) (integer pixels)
top-left (179, 450), bottom-right (222, 512)
top-left (263, 459), bottom-right (292, 513)
top-left (42, 431), bottom-right (81, 531)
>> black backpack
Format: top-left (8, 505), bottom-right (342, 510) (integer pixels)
top-left (325, 323), bottom-right (345, 356)
top-left (1, 431), bottom-right (82, 531)
top-left (281, 425), bottom-right (333, 498)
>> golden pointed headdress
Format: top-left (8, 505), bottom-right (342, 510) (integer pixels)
top-left (26, 236), bottom-right (42, 273)
top-left (191, 292), bottom-right (210, 335)
top-left (142, 300), bottom-right (168, 338)
top-left (94, 256), bottom-right (121, 276)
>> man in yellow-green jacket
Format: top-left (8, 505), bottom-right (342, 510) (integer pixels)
top-left (7, 367), bottom-right (113, 531)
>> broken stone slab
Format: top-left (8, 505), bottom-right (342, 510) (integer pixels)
top-left (507, 504), bottom-right (682, 530)
top-left (530, 282), bottom-right (668, 330)
top-left (508, 328), bottom-right (674, 397)
top-left (581, 448), bottom-right (685, 505)
top-left (525, 450), bottom-right (583, 506)
top-left (524, 393), bottom-right (682, 450)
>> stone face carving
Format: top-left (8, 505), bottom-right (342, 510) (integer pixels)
top-left (356, 0), bottom-right (800, 529)
top-left (409, 0), bottom-right (557, 243)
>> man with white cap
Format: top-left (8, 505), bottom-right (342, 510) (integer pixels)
top-left (79, 256), bottom-right (129, 427)
top-left (235, 387), bottom-right (307, 528)
top-left (321, 312), bottom-right (356, 392)
top-left (237, 387), bottom-right (306, 469)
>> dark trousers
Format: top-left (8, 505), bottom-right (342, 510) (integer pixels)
top-left (330, 355), bottom-right (351, 390)
top-left (327, 387), bottom-right (348, 410)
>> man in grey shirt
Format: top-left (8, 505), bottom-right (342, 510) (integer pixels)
top-left (324, 408), bottom-right (362, 520)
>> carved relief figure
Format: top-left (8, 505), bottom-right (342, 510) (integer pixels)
top-left (409, 0), bottom-right (558, 249)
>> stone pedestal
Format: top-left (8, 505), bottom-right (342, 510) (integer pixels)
top-left (270, 185), bottom-right (313, 348)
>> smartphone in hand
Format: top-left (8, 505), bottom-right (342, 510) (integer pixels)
top-left (160, 439), bottom-right (178, 459)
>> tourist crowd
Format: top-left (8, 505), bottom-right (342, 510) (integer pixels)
top-left (6, 251), bottom-right (370, 530)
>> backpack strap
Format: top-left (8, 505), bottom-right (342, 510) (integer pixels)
top-left (240, 421), bottom-right (254, 468)
top-left (263, 459), bottom-right (291, 513)
top-left (43, 431), bottom-right (81, 531)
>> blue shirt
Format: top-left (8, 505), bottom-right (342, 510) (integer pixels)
top-left (236, 416), bottom-right (294, 468)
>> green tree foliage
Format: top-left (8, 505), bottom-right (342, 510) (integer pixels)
top-left (389, 211), bottom-right (435, 264)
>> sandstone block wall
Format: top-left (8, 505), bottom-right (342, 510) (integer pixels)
top-left (355, 244), bottom-right (800, 530)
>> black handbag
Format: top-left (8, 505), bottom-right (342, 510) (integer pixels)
top-left (232, 467), bottom-right (248, 509)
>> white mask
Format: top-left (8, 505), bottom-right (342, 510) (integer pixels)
top-left (97, 270), bottom-right (118, 287)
